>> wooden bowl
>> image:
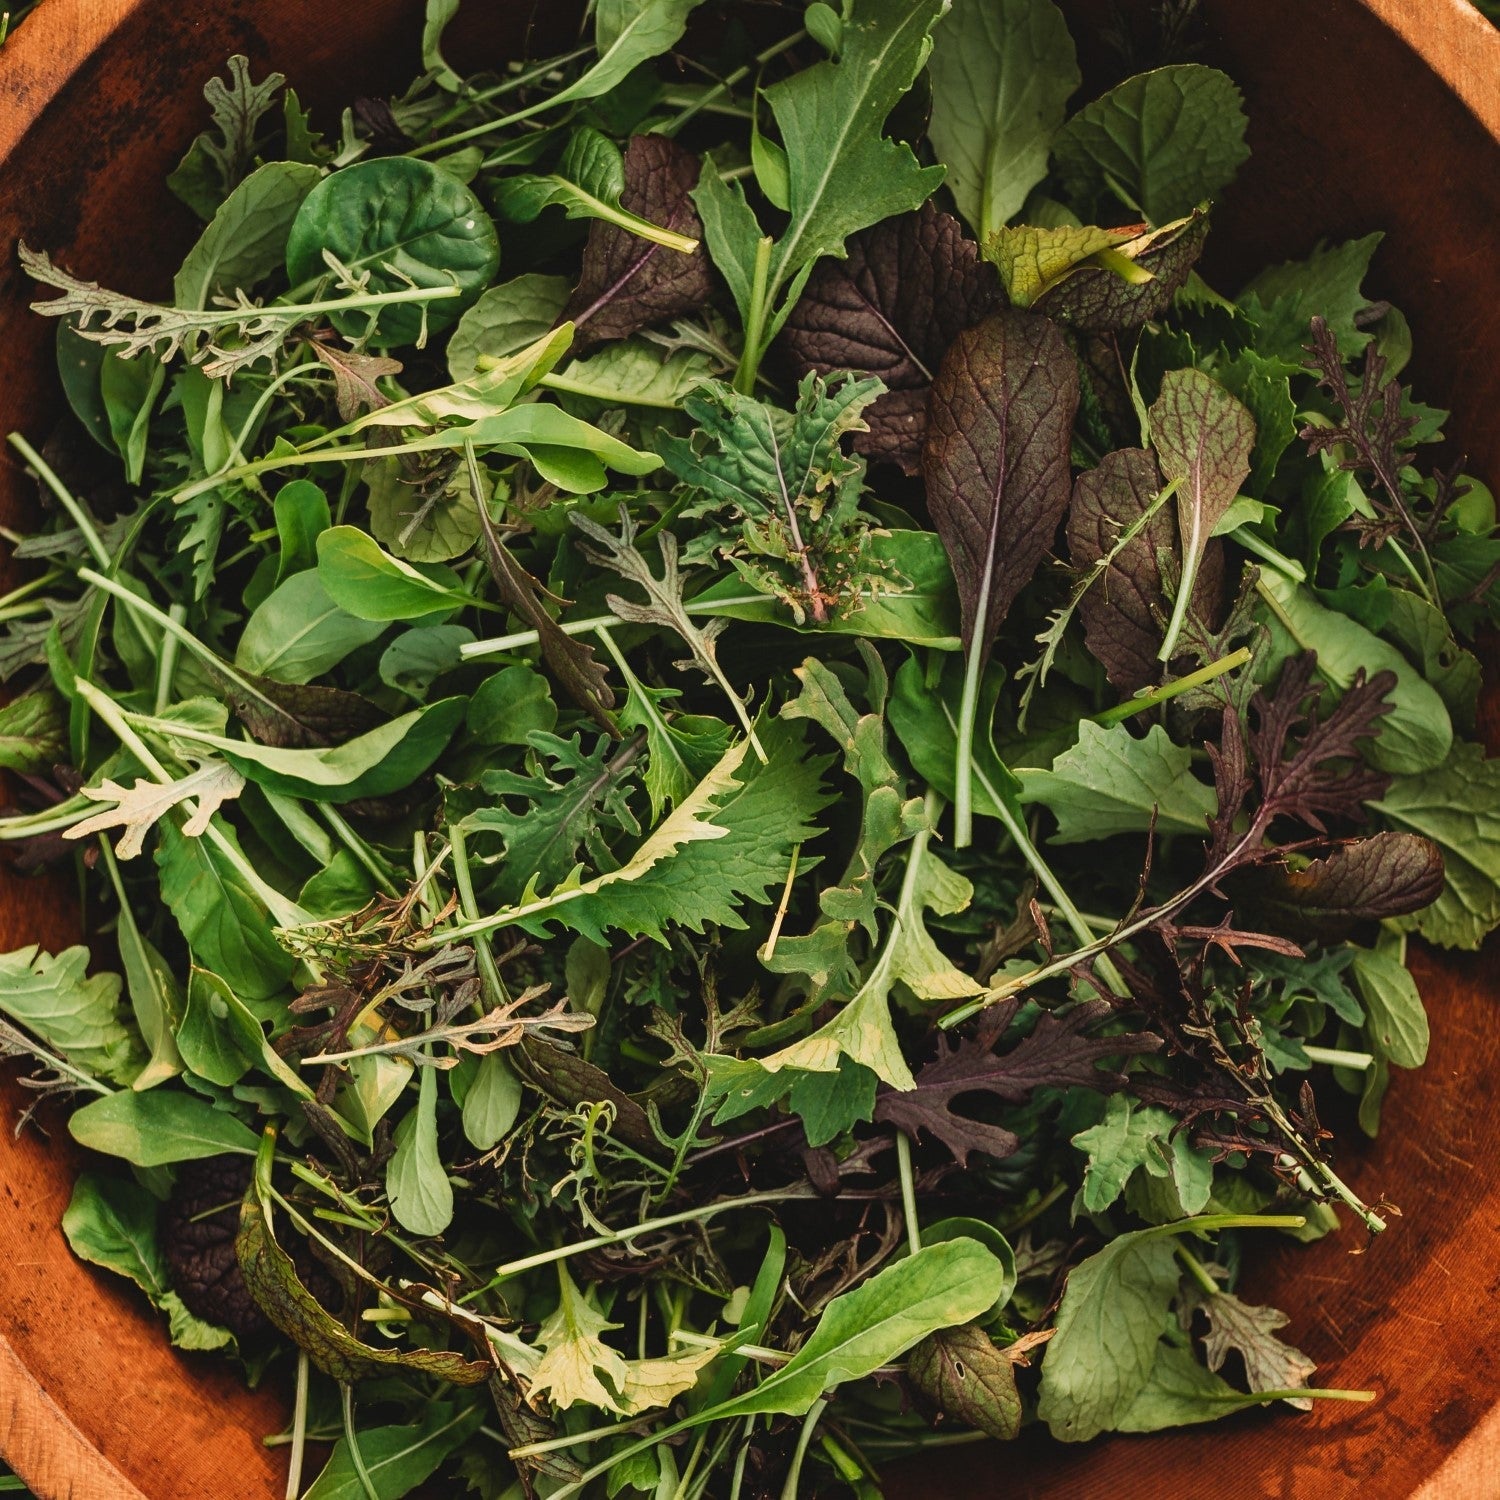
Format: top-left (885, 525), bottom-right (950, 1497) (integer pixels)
top-left (0, 2), bottom-right (1496, 1496)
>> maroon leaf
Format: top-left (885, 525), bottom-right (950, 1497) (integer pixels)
top-left (1036, 211), bottom-right (1209, 334)
top-left (563, 134), bottom-right (715, 354)
top-left (223, 673), bottom-right (386, 749)
top-left (1231, 831), bottom-right (1444, 941)
top-left (922, 309), bottom-right (1080, 665)
top-left (778, 202), bottom-right (1002, 473)
top-left (1066, 446), bottom-right (1224, 693)
top-left (873, 998), bottom-right (1160, 1166)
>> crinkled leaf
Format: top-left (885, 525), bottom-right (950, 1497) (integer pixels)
top-left (0, 686), bottom-right (67, 773)
top-left (923, 309), bottom-right (1079, 664)
top-left (1018, 720), bottom-right (1216, 843)
top-left (0, 944), bottom-right (139, 1085)
top-left (1052, 64), bottom-right (1249, 226)
top-left (908, 1323), bottom-right (1036, 1440)
top-left (1239, 233), bottom-right (1382, 361)
top-left (779, 203), bottom-right (1001, 473)
top-left (529, 1265), bottom-right (630, 1412)
top-left (984, 222), bottom-right (1139, 307)
top-left (617, 679), bottom-right (733, 823)
top-left (1036, 1224), bottom-right (1181, 1441)
top-left (1232, 832), bottom-right (1444, 943)
top-left (927, 0), bottom-right (1080, 237)
top-left (565, 133), bottom-right (714, 352)
top-left (1035, 211), bottom-right (1209, 333)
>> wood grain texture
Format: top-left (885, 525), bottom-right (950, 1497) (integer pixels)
top-left (0, 1), bottom-right (1495, 1498)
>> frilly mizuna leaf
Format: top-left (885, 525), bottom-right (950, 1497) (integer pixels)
top-left (565, 134), bottom-right (714, 353)
top-left (923, 309), bottom-right (1079, 665)
top-left (779, 202), bottom-right (1002, 472)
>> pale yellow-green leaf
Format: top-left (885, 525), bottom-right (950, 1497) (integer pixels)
top-left (65, 761), bottom-right (246, 861)
top-left (529, 1267), bottom-right (631, 1413)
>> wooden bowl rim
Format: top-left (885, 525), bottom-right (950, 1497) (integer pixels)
top-left (0, 1), bottom-right (1496, 1497)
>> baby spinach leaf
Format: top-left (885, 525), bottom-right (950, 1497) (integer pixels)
top-left (0, 944), bottom-right (139, 1085)
top-left (1052, 64), bottom-right (1249, 226)
top-left (286, 158), bottom-right (500, 344)
top-left (1258, 567), bottom-right (1453, 774)
top-left (388, 1062), bottom-right (454, 1236)
top-left (495, 128), bottom-right (700, 255)
top-left (69, 1088), bottom-right (260, 1165)
top-left (271, 479), bottom-right (331, 584)
top-left (365, 454), bottom-right (486, 564)
top-left (156, 821), bottom-right (295, 999)
top-left (559, 0), bottom-right (708, 109)
top-left (0, 686), bottom-right (67, 773)
top-left (173, 161), bottom-right (321, 311)
top-left (1375, 743), bottom-right (1500, 950)
top-left (236, 565), bottom-right (388, 683)
top-left (778, 202), bottom-right (1002, 472)
top-left (926, 0), bottom-right (1080, 237)
top-left (564, 133), bottom-right (715, 352)
top-left (447, 274), bottom-right (571, 382)
top-left (457, 1053), bottom-right (522, 1150)
top-left (1018, 720), bottom-right (1217, 843)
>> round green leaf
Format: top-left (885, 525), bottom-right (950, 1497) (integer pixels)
top-left (286, 157), bottom-right (500, 345)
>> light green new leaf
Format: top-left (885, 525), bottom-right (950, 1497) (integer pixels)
top-left (236, 567), bottom-right (387, 683)
top-left (69, 1087), bottom-right (259, 1165)
top-left (562, 0), bottom-right (708, 108)
top-left (549, 340), bottom-right (716, 409)
top-left (1018, 720), bottom-right (1216, 843)
top-left (494, 128), bottom-right (699, 253)
top-left (927, 0), bottom-right (1080, 236)
top-left (1052, 64), bottom-right (1248, 225)
top-left (0, 944), bottom-right (139, 1085)
top-left (617, 674), bottom-right (733, 823)
top-left (458, 1052), bottom-right (522, 1150)
top-left (1072, 1094), bottom-right (1212, 1216)
top-left (388, 1062), bottom-right (454, 1236)
top-left (447, 273), bottom-right (571, 382)
top-left (1376, 742), bottom-right (1500, 950)
top-left (1258, 567), bottom-right (1452, 775)
top-left (529, 1264), bottom-right (631, 1412)
top-left (317, 526), bottom-right (476, 621)
top-left (174, 160), bottom-right (320, 310)
top-left (1350, 944), bottom-right (1429, 1069)
top-left (1035, 1224), bottom-right (1180, 1441)
top-left (984, 222), bottom-right (1139, 307)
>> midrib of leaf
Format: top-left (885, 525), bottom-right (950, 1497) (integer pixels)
top-left (768, 5), bottom-right (932, 297)
top-left (362, 1405), bottom-right (477, 1478)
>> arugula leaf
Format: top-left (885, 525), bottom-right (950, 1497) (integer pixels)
top-left (694, 0), bottom-right (948, 381)
top-left (0, 944), bottom-right (140, 1085)
top-left (495, 128), bottom-right (700, 255)
top-left (1019, 720), bottom-right (1216, 843)
top-left (564, 134), bottom-right (715, 351)
top-left (1193, 1290), bottom-right (1317, 1411)
top-left (1072, 1094), bottom-right (1212, 1215)
top-left (1052, 64), bottom-right (1249, 225)
top-left (65, 761), bottom-right (246, 861)
top-left (778, 203), bottom-right (1001, 473)
top-left (926, 0), bottom-right (1080, 237)
top-left (304, 1403), bottom-right (483, 1500)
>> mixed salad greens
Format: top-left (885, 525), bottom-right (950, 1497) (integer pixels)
top-left (2, 0), bottom-right (1498, 1495)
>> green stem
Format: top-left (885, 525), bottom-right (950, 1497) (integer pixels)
top-left (319, 805), bottom-right (401, 897)
top-left (780, 1400), bottom-right (828, 1500)
top-left (1229, 524), bottom-right (1306, 583)
top-left (1095, 648), bottom-right (1252, 726)
top-left (1175, 1243), bottom-right (1221, 1298)
top-left (448, 823), bottom-right (509, 1005)
top-left (1303, 1044), bottom-right (1374, 1071)
top-left (154, 603), bottom-right (186, 714)
top-left (7, 434), bottom-right (110, 567)
top-left (466, 1189), bottom-right (813, 1296)
top-left (662, 29), bottom-right (807, 133)
top-left (340, 1385), bottom-right (379, 1500)
top-left (951, 637), bottom-right (985, 850)
top-left (894, 1131), bottom-right (921, 1257)
top-left (732, 235), bottom-right (775, 395)
top-left (285, 1352), bottom-right (309, 1500)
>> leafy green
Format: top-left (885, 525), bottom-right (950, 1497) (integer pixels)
top-left (0, 944), bottom-right (140, 1084)
top-left (69, 1088), bottom-right (260, 1165)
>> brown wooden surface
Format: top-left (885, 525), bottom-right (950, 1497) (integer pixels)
top-left (0, 1), bottom-right (1496, 1497)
